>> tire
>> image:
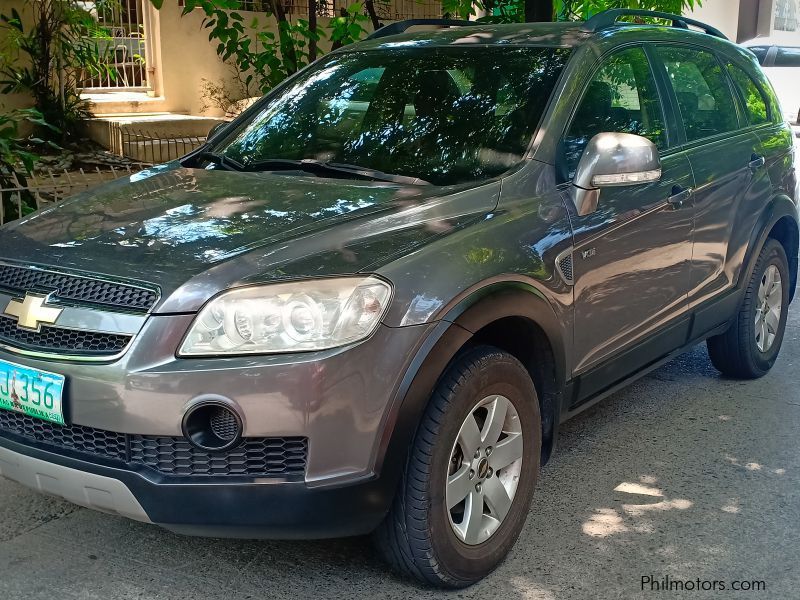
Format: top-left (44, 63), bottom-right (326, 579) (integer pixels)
top-left (374, 345), bottom-right (541, 588)
top-left (707, 239), bottom-right (790, 379)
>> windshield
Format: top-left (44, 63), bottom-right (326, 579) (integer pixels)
top-left (215, 47), bottom-right (570, 186)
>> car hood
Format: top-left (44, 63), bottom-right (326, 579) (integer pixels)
top-left (0, 164), bottom-right (498, 312)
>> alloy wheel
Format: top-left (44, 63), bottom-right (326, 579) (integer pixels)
top-left (755, 264), bottom-right (782, 353)
top-left (446, 395), bottom-right (524, 545)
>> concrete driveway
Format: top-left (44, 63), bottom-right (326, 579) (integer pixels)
top-left (1, 303), bottom-right (799, 599)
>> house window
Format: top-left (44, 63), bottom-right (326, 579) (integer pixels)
top-left (774, 0), bottom-right (799, 31)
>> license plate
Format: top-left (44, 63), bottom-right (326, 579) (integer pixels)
top-left (0, 358), bottom-right (65, 426)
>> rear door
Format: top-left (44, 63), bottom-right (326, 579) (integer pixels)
top-left (651, 46), bottom-right (772, 323)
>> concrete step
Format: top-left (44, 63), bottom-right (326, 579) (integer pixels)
top-left (84, 92), bottom-right (171, 116)
top-left (84, 112), bottom-right (226, 163)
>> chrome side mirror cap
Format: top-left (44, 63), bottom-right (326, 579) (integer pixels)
top-left (570, 132), bottom-right (662, 216)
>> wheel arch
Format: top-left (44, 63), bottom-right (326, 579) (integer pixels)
top-left (742, 195), bottom-right (799, 303)
top-left (374, 283), bottom-right (569, 496)
top-left (767, 214), bottom-right (799, 301)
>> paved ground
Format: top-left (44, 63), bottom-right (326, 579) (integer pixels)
top-left (1, 299), bottom-right (799, 600)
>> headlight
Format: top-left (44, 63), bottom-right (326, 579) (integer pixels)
top-left (179, 277), bottom-right (392, 356)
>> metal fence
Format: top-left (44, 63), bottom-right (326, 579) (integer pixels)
top-left (0, 165), bottom-right (144, 226)
top-left (116, 128), bottom-right (207, 164)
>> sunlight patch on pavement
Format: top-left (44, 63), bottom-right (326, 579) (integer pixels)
top-left (582, 508), bottom-right (628, 538)
top-left (614, 482), bottom-right (663, 497)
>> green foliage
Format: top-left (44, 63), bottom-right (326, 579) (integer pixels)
top-left (183, 0), bottom-right (313, 95)
top-left (0, 108), bottom-right (60, 221)
top-left (154, 0), bottom-right (373, 98)
top-left (0, 1), bottom-right (115, 141)
top-left (556, 0), bottom-right (702, 21)
top-left (329, 3), bottom-right (370, 49)
top-left (153, 0), bottom-right (706, 101)
top-left (443, 0), bottom-right (702, 22)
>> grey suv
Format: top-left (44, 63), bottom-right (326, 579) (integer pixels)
top-left (0, 9), bottom-right (797, 588)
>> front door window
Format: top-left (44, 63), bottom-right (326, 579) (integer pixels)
top-left (563, 47), bottom-right (667, 179)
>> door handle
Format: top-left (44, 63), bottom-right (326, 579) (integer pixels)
top-left (749, 154), bottom-right (766, 170)
top-left (667, 185), bottom-right (693, 208)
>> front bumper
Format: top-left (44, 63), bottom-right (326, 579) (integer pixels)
top-left (0, 320), bottom-right (433, 484)
top-left (0, 319), bottom-right (437, 537)
top-left (0, 435), bottom-right (394, 538)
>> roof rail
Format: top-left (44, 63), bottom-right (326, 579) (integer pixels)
top-left (366, 18), bottom-right (476, 41)
top-left (583, 8), bottom-right (728, 40)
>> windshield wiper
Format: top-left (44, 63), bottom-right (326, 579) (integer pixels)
top-left (188, 151), bottom-right (245, 172)
top-left (242, 158), bottom-right (430, 185)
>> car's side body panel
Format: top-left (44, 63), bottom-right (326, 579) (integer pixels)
top-left (684, 130), bottom-right (769, 306)
top-left (566, 150), bottom-right (695, 377)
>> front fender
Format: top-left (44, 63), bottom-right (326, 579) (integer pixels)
top-left (371, 282), bottom-right (570, 496)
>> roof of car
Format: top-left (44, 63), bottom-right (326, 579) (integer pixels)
top-left (349, 21), bottom-right (737, 52)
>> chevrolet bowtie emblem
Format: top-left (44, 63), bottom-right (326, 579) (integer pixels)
top-left (3, 293), bottom-right (64, 332)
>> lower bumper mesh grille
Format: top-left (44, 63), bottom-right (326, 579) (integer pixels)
top-left (129, 436), bottom-right (307, 476)
top-left (0, 409), bottom-right (307, 478)
top-left (0, 408), bottom-right (127, 460)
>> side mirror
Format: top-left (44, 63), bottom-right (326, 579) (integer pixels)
top-left (570, 132), bottom-right (662, 216)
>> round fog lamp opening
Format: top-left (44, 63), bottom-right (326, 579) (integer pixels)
top-left (182, 402), bottom-right (243, 452)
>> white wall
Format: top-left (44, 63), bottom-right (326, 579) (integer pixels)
top-left (688, 0), bottom-right (743, 41)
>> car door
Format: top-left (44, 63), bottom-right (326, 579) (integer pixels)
top-left (651, 46), bottom-right (773, 322)
top-left (561, 46), bottom-right (695, 390)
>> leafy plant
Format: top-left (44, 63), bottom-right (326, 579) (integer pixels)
top-left (443, 0), bottom-right (702, 23)
top-left (148, 0), bottom-right (705, 108)
top-left (0, 108), bottom-right (59, 222)
top-left (329, 3), bottom-right (370, 50)
top-left (150, 0), bottom-right (374, 102)
top-left (0, 1), bottom-right (115, 141)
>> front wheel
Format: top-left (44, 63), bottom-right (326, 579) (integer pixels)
top-left (374, 346), bottom-right (541, 588)
top-left (707, 239), bottom-right (791, 379)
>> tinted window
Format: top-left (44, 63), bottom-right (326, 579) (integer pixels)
top-left (747, 46), bottom-right (771, 65)
top-left (217, 47), bottom-right (570, 186)
top-left (726, 63), bottom-right (770, 125)
top-left (656, 47), bottom-right (740, 141)
top-left (563, 47), bottom-right (666, 178)
top-left (774, 46), bottom-right (800, 67)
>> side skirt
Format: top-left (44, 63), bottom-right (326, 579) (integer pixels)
top-left (560, 290), bottom-right (741, 423)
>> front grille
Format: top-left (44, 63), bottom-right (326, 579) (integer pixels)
top-left (0, 409), bottom-right (307, 478)
top-left (0, 315), bottom-right (131, 356)
top-left (129, 436), bottom-right (308, 476)
top-left (0, 264), bottom-right (158, 312)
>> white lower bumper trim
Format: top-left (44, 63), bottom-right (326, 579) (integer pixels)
top-left (0, 445), bottom-right (151, 523)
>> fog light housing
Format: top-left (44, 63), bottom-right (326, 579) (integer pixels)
top-left (182, 401), bottom-right (243, 452)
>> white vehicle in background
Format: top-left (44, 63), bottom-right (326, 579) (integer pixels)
top-left (742, 36), bottom-right (800, 125)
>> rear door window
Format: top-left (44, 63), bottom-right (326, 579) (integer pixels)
top-left (655, 47), bottom-right (741, 142)
top-left (563, 46), bottom-right (667, 178)
top-left (774, 47), bottom-right (800, 67)
top-left (726, 62), bottom-right (770, 125)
